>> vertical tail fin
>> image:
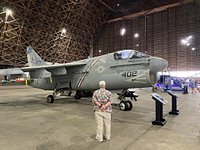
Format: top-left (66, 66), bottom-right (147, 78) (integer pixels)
top-left (26, 46), bottom-right (45, 67)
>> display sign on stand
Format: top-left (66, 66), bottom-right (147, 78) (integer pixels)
top-left (167, 90), bottom-right (179, 115)
top-left (151, 93), bottom-right (167, 126)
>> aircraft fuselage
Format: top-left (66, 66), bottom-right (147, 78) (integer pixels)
top-left (29, 50), bottom-right (168, 91)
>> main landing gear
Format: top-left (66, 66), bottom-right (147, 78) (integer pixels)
top-left (46, 89), bottom-right (72, 103)
top-left (46, 89), bottom-right (92, 103)
top-left (46, 95), bottom-right (54, 103)
top-left (117, 89), bottom-right (138, 111)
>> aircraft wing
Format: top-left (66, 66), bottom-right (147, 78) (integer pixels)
top-left (21, 62), bottom-right (87, 77)
top-left (21, 62), bottom-right (86, 72)
top-left (0, 62), bottom-right (86, 78)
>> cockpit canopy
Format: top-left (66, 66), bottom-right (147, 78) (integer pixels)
top-left (114, 49), bottom-right (150, 60)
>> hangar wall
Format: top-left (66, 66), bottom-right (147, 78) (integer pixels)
top-left (94, 3), bottom-right (200, 71)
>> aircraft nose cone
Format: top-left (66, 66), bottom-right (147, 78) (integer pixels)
top-left (150, 57), bottom-right (168, 73)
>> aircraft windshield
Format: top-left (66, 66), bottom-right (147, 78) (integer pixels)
top-left (114, 50), bottom-right (150, 60)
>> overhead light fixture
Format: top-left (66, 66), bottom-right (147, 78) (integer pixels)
top-left (186, 43), bottom-right (190, 46)
top-left (60, 28), bottom-right (67, 37)
top-left (187, 35), bottom-right (192, 40)
top-left (191, 47), bottom-right (196, 51)
top-left (5, 8), bottom-right (13, 16)
top-left (61, 28), bottom-right (66, 34)
top-left (120, 28), bottom-right (126, 36)
top-left (117, 3), bottom-right (120, 6)
top-left (181, 39), bottom-right (188, 45)
top-left (99, 50), bottom-right (102, 53)
top-left (181, 35), bottom-right (193, 46)
top-left (134, 33), bottom-right (139, 38)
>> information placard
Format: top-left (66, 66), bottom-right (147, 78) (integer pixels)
top-left (151, 93), bottom-right (167, 105)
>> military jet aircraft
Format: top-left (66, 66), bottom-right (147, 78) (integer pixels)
top-left (0, 46), bottom-right (168, 111)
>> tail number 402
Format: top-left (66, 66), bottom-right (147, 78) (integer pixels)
top-left (122, 71), bottom-right (137, 77)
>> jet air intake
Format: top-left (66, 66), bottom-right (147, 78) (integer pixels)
top-left (149, 57), bottom-right (168, 85)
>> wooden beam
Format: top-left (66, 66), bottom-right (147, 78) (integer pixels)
top-left (107, 0), bottom-right (193, 23)
top-left (97, 0), bottom-right (116, 12)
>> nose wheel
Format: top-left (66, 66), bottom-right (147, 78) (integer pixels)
top-left (119, 100), bottom-right (133, 111)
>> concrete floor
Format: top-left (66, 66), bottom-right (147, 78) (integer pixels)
top-left (0, 85), bottom-right (200, 150)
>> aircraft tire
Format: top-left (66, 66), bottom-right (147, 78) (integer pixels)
top-left (46, 95), bottom-right (54, 103)
top-left (125, 100), bottom-right (133, 111)
top-left (119, 101), bottom-right (128, 111)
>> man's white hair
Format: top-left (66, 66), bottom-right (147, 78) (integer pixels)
top-left (99, 81), bottom-right (106, 88)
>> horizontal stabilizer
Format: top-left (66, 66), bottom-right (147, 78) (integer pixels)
top-left (0, 68), bottom-right (24, 75)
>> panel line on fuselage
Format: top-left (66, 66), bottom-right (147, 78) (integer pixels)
top-left (77, 57), bottom-right (101, 88)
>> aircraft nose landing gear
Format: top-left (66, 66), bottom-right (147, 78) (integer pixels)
top-left (117, 89), bottom-right (138, 111)
top-left (119, 101), bottom-right (133, 111)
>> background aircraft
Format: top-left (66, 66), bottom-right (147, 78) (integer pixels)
top-left (0, 46), bottom-right (168, 111)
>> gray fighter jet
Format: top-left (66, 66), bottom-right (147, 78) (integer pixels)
top-left (0, 46), bottom-right (168, 110)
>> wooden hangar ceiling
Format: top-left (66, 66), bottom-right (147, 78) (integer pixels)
top-left (0, 0), bottom-right (197, 68)
top-left (0, 0), bottom-right (119, 67)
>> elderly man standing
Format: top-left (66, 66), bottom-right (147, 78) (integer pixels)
top-left (92, 81), bottom-right (112, 142)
